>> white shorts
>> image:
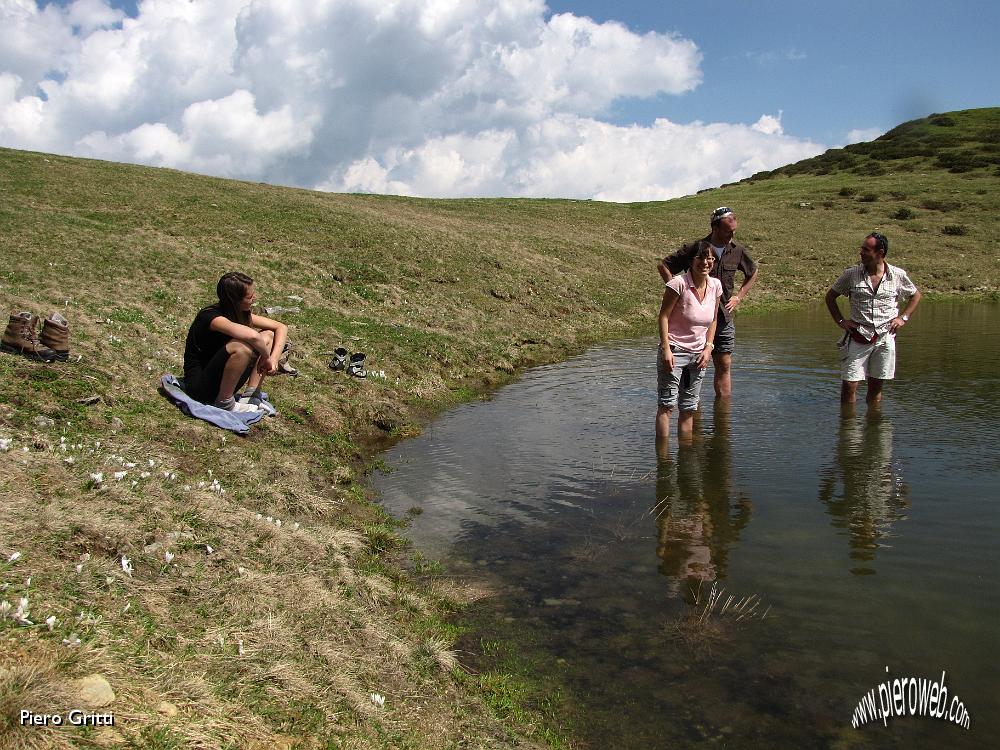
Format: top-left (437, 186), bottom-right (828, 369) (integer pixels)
top-left (838, 333), bottom-right (896, 382)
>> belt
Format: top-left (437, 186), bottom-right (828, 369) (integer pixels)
top-left (849, 329), bottom-right (878, 345)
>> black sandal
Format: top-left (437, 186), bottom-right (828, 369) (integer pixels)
top-left (329, 347), bottom-right (348, 371)
top-left (347, 352), bottom-right (366, 378)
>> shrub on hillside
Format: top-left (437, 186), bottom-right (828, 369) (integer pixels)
top-left (892, 208), bottom-right (916, 220)
top-left (936, 151), bottom-right (990, 173)
top-left (921, 198), bottom-right (962, 212)
top-left (838, 187), bottom-right (857, 197)
top-left (943, 225), bottom-right (968, 236)
top-left (853, 160), bottom-right (887, 176)
top-left (858, 193), bottom-right (879, 203)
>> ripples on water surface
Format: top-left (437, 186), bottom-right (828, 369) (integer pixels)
top-left (374, 302), bottom-right (1000, 748)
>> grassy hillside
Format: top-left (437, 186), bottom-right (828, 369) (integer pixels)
top-left (1, 108), bottom-right (998, 749)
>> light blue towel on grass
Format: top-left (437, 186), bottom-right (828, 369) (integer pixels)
top-left (160, 374), bottom-right (266, 434)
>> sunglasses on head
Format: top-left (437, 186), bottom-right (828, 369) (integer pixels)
top-left (867, 232), bottom-right (888, 253)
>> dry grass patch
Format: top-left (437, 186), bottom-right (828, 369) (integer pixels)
top-left (667, 581), bottom-right (771, 658)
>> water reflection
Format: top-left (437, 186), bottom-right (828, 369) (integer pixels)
top-left (653, 404), bottom-right (753, 598)
top-left (818, 408), bottom-right (910, 575)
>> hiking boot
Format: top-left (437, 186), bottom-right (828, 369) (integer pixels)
top-left (277, 340), bottom-right (298, 376)
top-left (2, 311), bottom-right (58, 362)
top-left (40, 312), bottom-right (70, 361)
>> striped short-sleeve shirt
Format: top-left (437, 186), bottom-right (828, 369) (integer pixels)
top-left (831, 263), bottom-right (918, 340)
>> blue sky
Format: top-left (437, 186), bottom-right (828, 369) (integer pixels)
top-left (545, 0), bottom-right (998, 145)
top-left (6, 0), bottom-right (997, 200)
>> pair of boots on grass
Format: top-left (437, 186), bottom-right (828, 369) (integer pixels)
top-left (2, 311), bottom-right (70, 363)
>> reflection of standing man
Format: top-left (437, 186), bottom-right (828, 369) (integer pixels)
top-left (658, 207), bottom-right (759, 399)
top-left (824, 232), bottom-right (922, 405)
top-left (818, 410), bottom-right (910, 574)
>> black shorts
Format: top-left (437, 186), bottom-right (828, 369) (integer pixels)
top-left (184, 346), bottom-right (254, 403)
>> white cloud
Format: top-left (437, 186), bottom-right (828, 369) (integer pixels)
top-left (79, 90), bottom-right (315, 178)
top-left (0, 0), bottom-right (825, 200)
top-left (66, 0), bottom-right (125, 34)
top-left (845, 127), bottom-right (884, 145)
top-left (324, 114), bottom-right (823, 201)
top-left (751, 112), bottom-right (784, 136)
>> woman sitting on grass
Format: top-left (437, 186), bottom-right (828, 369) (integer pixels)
top-left (183, 272), bottom-right (288, 412)
top-left (655, 245), bottom-right (721, 441)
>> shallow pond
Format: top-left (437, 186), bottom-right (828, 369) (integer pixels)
top-left (374, 301), bottom-right (999, 748)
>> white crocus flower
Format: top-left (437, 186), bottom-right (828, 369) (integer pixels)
top-left (113, 471), bottom-right (127, 481)
top-left (205, 545), bottom-right (214, 554)
top-left (121, 556), bottom-right (133, 576)
top-left (164, 551), bottom-right (174, 564)
top-left (90, 472), bottom-right (104, 484)
top-left (63, 633), bottom-right (81, 647)
top-left (370, 693), bottom-right (385, 708)
top-left (8, 552), bottom-right (21, 563)
top-left (45, 615), bottom-right (56, 631)
top-left (74, 564), bottom-right (83, 574)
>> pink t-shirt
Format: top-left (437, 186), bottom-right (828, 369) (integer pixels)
top-left (666, 273), bottom-right (722, 351)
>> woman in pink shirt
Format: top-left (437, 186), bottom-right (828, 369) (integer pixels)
top-left (656, 245), bottom-right (722, 440)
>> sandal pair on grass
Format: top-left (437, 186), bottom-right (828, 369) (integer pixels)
top-left (329, 347), bottom-right (366, 378)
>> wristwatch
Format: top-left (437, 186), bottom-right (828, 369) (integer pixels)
top-left (901, 314), bottom-right (910, 322)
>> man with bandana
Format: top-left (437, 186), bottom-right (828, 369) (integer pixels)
top-left (658, 206), bottom-right (759, 399)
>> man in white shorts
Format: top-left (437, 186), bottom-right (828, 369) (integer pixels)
top-left (824, 232), bottom-right (922, 405)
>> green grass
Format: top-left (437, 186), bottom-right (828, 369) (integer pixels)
top-left (1, 107), bottom-right (998, 750)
